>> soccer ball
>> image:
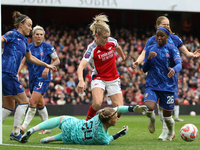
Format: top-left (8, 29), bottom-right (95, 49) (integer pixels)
top-left (180, 124), bottom-right (198, 142)
top-left (190, 111), bottom-right (196, 116)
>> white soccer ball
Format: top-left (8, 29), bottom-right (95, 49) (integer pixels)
top-left (190, 111), bottom-right (196, 116)
top-left (180, 124), bottom-right (198, 142)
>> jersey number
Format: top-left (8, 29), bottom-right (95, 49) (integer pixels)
top-left (167, 95), bottom-right (174, 104)
top-left (82, 121), bottom-right (93, 141)
top-left (38, 82), bottom-right (43, 88)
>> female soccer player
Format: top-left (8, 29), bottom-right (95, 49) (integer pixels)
top-left (77, 14), bottom-right (126, 121)
top-left (143, 25), bottom-right (182, 141)
top-left (20, 25), bottom-right (60, 135)
top-left (133, 16), bottom-right (200, 140)
top-left (20, 105), bottom-right (148, 144)
top-left (1, 11), bottom-right (57, 141)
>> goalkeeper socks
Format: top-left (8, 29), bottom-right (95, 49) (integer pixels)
top-left (2, 107), bottom-right (13, 123)
top-left (86, 105), bottom-right (97, 121)
top-left (38, 106), bottom-right (48, 122)
top-left (22, 107), bottom-right (36, 130)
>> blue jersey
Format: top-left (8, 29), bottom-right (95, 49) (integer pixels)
top-left (2, 29), bottom-right (29, 75)
top-left (60, 115), bottom-right (114, 145)
top-left (27, 42), bottom-right (56, 84)
top-left (143, 43), bottom-right (181, 92)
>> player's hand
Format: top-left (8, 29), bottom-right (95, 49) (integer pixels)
top-left (168, 67), bottom-right (175, 78)
top-left (46, 64), bottom-right (57, 72)
top-left (148, 51), bottom-right (157, 60)
top-left (133, 105), bottom-right (148, 115)
top-left (42, 68), bottom-right (49, 79)
top-left (132, 61), bottom-right (138, 69)
top-left (77, 80), bottom-right (86, 95)
top-left (117, 126), bottom-right (128, 137)
top-left (193, 49), bottom-right (200, 58)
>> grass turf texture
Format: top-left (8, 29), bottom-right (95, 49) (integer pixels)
top-left (0, 115), bottom-right (199, 150)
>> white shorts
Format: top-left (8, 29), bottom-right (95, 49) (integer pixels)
top-left (91, 78), bottom-right (122, 96)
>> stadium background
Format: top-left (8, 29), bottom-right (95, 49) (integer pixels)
top-left (1, 1), bottom-right (200, 115)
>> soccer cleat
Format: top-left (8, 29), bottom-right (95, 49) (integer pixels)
top-left (9, 132), bottom-right (22, 142)
top-left (163, 132), bottom-right (175, 141)
top-left (174, 118), bottom-right (184, 122)
top-left (38, 130), bottom-right (51, 134)
top-left (20, 128), bottom-right (34, 143)
top-left (148, 118), bottom-right (155, 133)
top-left (40, 138), bottom-right (48, 143)
top-left (158, 131), bottom-right (168, 140)
top-left (20, 126), bottom-right (25, 135)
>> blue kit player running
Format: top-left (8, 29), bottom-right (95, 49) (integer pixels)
top-left (20, 25), bottom-right (60, 135)
top-left (133, 16), bottom-right (200, 140)
top-left (20, 105), bottom-right (148, 145)
top-left (1, 11), bottom-right (57, 141)
top-left (142, 25), bottom-right (182, 141)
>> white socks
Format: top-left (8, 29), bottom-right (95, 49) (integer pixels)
top-left (157, 104), bottom-right (168, 133)
top-left (2, 108), bottom-right (13, 123)
top-left (38, 106), bottom-right (48, 122)
top-left (146, 110), bottom-right (155, 121)
top-left (174, 105), bottom-right (179, 119)
top-left (164, 116), bottom-right (174, 136)
top-left (13, 104), bottom-right (28, 135)
top-left (22, 107), bottom-right (37, 130)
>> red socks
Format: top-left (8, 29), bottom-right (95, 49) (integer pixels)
top-left (86, 105), bottom-right (97, 121)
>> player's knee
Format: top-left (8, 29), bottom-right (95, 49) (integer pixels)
top-left (29, 98), bottom-right (39, 107)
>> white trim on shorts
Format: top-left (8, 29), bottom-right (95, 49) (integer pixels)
top-left (91, 78), bottom-right (122, 96)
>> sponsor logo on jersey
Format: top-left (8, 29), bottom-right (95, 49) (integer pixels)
top-left (5, 31), bottom-right (13, 36)
top-left (40, 52), bottom-right (44, 56)
top-left (165, 53), bottom-right (170, 58)
top-left (94, 83), bottom-right (99, 86)
top-left (37, 88), bottom-right (41, 90)
top-left (17, 38), bottom-right (21, 41)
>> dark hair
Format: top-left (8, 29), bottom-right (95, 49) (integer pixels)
top-left (98, 107), bottom-right (118, 124)
top-left (12, 11), bottom-right (29, 29)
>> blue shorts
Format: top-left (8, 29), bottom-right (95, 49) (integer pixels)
top-left (144, 88), bottom-right (175, 111)
top-left (174, 92), bottom-right (178, 99)
top-left (2, 72), bottom-right (24, 96)
top-left (29, 81), bottom-right (49, 95)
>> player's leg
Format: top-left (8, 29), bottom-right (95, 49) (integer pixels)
top-left (37, 97), bottom-right (51, 134)
top-left (86, 79), bottom-right (105, 121)
top-left (21, 91), bottom-right (42, 132)
top-left (40, 133), bottom-right (62, 143)
top-left (10, 92), bottom-right (29, 141)
top-left (21, 116), bottom-right (62, 143)
top-left (2, 96), bottom-right (15, 122)
top-left (144, 89), bottom-right (157, 133)
top-left (174, 93), bottom-right (184, 122)
top-left (107, 78), bottom-right (124, 118)
top-left (159, 92), bottom-right (175, 141)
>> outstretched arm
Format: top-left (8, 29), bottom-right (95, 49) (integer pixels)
top-left (113, 105), bottom-right (148, 115)
top-left (133, 50), bottom-right (146, 68)
top-left (115, 44), bottom-right (126, 61)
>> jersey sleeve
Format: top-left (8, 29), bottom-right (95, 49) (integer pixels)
top-left (108, 37), bottom-right (118, 47)
top-left (47, 44), bottom-right (57, 59)
top-left (170, 46), bottom-right (182, 73)
top-left (144, 36), bottom-right (156, 50)
top-left (83, 45), bottom-right (94, 62)
top-left (171, 34), bottom-right (184, 48)
top-left (2, 31), bottom-right (14, 43)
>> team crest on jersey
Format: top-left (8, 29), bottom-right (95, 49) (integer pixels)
top-left (40, 52), bottom-right (44, 56)
top-left (84, 53), bottom-right (90, 58)
top-left (145, 93), bottom-right (148, 98)
top-left (19, 85), bottom-right (23, 89)
top-left (165, 53), bottom-right (170, 58)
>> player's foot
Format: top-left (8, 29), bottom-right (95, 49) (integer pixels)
top-left (174, 118), bottom-right (184, 122)
top-left (158, 131), bottom-right (168, 140)
top-left (20, 126), bottom-right (25, 135)
top-left (9, 132), bottom-right (22, 142)
top-left (40, 138), bottom-right (48, 143)
top-left (148, 118), bottom-right (155, 133)
top-left (38, 130), bottom-right (51, 134)
top-left (20, 128), bottom-right (34, 143)
top-left (163, 132), bottom-right (175, 141)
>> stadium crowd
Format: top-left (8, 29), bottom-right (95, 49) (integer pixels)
top-left (3, 22), bottom-right (200, 106)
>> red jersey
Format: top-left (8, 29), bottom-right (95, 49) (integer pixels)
top-left (83, 37), bottom-right (119, 81)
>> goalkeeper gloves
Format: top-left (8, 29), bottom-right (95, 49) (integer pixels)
top-left (113, 126), bottom-right (128, 140)
top-left (132, 105), bottom-right (148, 115)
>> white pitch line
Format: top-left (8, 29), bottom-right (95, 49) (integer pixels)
top-left (2, 143), bottom-right (85, 150)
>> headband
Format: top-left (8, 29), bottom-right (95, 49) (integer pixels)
top-left (20, 16), bottom-right (29, 23)
top-left (157, 26), bottom-right (170, 35)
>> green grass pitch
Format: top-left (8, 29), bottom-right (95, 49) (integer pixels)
top-left (0, 115), bottom-right (199, 150)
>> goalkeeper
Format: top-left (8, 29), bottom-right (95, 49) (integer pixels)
top-left (20, 105), bottom-right (147, 145)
